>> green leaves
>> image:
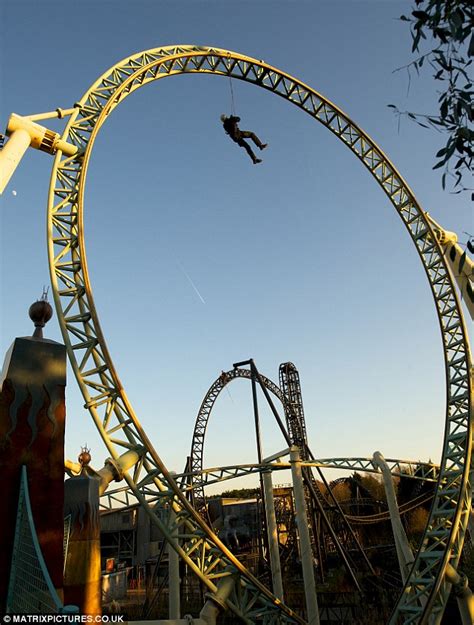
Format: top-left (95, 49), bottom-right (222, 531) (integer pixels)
top-left (395, 0), bottom-right (473, 197)
top-left (412, 10), bottom-right (429, 20)
top-left (468, 33), bottom-right (474, 57)
top-left (440, 98), bottom-right (449, 118)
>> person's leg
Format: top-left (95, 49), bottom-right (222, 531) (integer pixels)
top-left (238, 138), bottom-right (261, 163)
top-left (241, 130), bottom-right (267, 150)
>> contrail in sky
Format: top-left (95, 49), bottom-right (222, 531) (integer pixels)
top-left (177, 260), bottom-right (206, 304)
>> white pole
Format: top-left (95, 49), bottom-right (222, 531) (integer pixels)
top-left (290, 446), bottom-right (320, 625)
top-left (168, 506), bottom-right (181, 619)
top-left (372, 451), bottom-right (414, 584)
top-left (0, 129), bottom-right (31, 194)
top-left (199, 575), bottom-right (235, 625)
top-left (445, 564), bottom-right (474, 625)
top-left (0, 113), bottom-right (78, 195)
top-left (262, 468), bottom-right (284, 601)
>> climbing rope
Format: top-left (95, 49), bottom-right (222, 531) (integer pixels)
top-left (229, 75), bottom-right (236, 116)
top-left (227, 53), bottom-right (236, 116)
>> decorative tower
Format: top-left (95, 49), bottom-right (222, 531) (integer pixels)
top-left (63, 448), bottom-right (102, 615)
top-left (0, 294), bottom-right (66, 610)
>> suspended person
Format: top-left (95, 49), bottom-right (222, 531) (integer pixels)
top-left (220, 114), bottom-right (267, 164)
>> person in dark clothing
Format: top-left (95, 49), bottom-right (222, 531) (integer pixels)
top-left (220, 114), bottom-right (268, 164)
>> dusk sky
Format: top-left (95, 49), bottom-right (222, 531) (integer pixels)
top-left (0, 0), bottom-right (472, 492)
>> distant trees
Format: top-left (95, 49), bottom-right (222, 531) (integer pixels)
top-left (218, 487), bottom-right (259, 499)
top-left (330, 480), bottom-right (352, 503)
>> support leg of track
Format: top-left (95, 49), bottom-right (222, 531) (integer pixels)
top-left (290, 446), bottom-right (320, 625)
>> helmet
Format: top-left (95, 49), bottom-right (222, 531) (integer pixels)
top-left (220, 114), bottom-right (227, 122)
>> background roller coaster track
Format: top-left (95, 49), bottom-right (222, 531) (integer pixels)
top-left (345, 492), bottom-right (435, 525)
top-left (189, 363), bottom-right (377, 591)
top-left (97, 456), bottom-right (440, 511)
top-left (48, 45), bottom-right (472, 625)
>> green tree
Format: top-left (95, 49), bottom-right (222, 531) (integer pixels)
top-left (219, 487), bottom-right (259, 498)
top-left (389, 1), bottom-right (473, 196)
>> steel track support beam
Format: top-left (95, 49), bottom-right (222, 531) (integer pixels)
top-left (168, 506), bottom-right (181, 620)
top-left (262, 468), bottom-right (284, 601)
top-left (199, 575), bottom-right (236, 625)
top-left (372, 451), bottom-right (417, 587)
top-left (249, 361), bottom-right (270, 569)
top-left (0, 113), bottom-right (77, 195)
top-left (290, 446), bottom-right (320, 625)
top-left (251, 361), bottom-right (364, 588)
top-left (445, 564), bottom-right (474, 625)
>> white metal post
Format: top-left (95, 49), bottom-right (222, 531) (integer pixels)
top-left (199, 575), bottom-right (236, 625)
top-left (168, 506), bottom-right (181, 619)
top-left (262, 468), bottom-right (284, 601)
top-left (445, 564), bottom-right (474, 625)
top-left (290, 446), bottom-right (320, 625)
top-left (372, 451), bottom-right (414, 584)
top-left (0, 113), bottom-right (78, 195)
top-left (0, 129), bottom-right (31, 195)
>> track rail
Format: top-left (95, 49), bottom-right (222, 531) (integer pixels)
top-left (99, 456), bottom-right (440, 511)
top-left (190, 363), bottom-right (376, 589)
top-left (190, 367), bottom-right (285, 519)
top-left (47, 46), bottom-right (472, 625)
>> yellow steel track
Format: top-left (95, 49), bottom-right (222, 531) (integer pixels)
top-left (47, 46), bottom-right (472, 625)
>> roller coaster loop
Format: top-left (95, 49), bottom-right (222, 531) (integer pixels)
top-left (47, 46), bottom-right (472, 625)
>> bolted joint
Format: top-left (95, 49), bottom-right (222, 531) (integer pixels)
top-left (452, 571), bottom-right (469, 598)
top-left (203, 575), bottom-right (236, 610)
top-left (446, 563), bottom-right (470, 597)
top-left (101, 447), bottom-right (144, 485)
top-left (432, 226), bottom-right (458, 246)
top-left (6, 113), bottom-right (78, 157)
top-left (445, 562), bottom-right (473, 596)
top-left (103, 457), bottom-right (124, 482)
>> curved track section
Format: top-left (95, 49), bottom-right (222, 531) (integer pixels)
top-left (99, 457), bottom-right (440, 512)
top-left (47, 46), bottom-right (472, 624)
top-left (190, 367), bottom-right (285, 519)
top-left (190, 364), bottom-right (377, 589)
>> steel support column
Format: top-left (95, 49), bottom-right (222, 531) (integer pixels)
top-left (262, 468), bottom-right (284, 601)
top-left (290, 446), bottom-right (319, 625)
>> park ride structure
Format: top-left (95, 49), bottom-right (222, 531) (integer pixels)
top-left (0, 45), bottom-right (472, 624)
top-left (188, 360), bottom-right (377, 592)
top-left (81, 441), bottom-right (442, 622)
top-left (93, 437), bottom-right (452, 621)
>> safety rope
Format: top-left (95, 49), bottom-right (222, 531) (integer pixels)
top-left (226, 52), bottom-right (236, 116)
top-left (229, 75), bottom-right (236, 116)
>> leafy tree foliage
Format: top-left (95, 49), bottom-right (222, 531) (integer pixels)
top-left (330, 480), bottom-right (352, 503)
top-left (218, 487), bottom-right (259, 498)
top-left (389, 1), bottom-right (473, 196)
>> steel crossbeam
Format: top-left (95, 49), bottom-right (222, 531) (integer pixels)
top-left (99, 457), bottom-right (440, 512)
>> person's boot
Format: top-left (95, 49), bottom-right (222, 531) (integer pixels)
top-left (259, 143), bottom-right (268, 150)
top-left (253, 158), bottom-right (262, 164)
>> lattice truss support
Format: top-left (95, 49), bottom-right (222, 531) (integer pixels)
top-left (190, 366), bottom-right (285, 518)
top-left (47, 46), bottom-right (473, 625)
top-left (190, 363), bottom-right (378, 588)
top-left (100, 456), bottom-right (440, 511)
top-left (279, 363), bottom-right (309, 454)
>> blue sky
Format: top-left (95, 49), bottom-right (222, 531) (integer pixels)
top-left (0, 1), bottom-right (472, 491)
